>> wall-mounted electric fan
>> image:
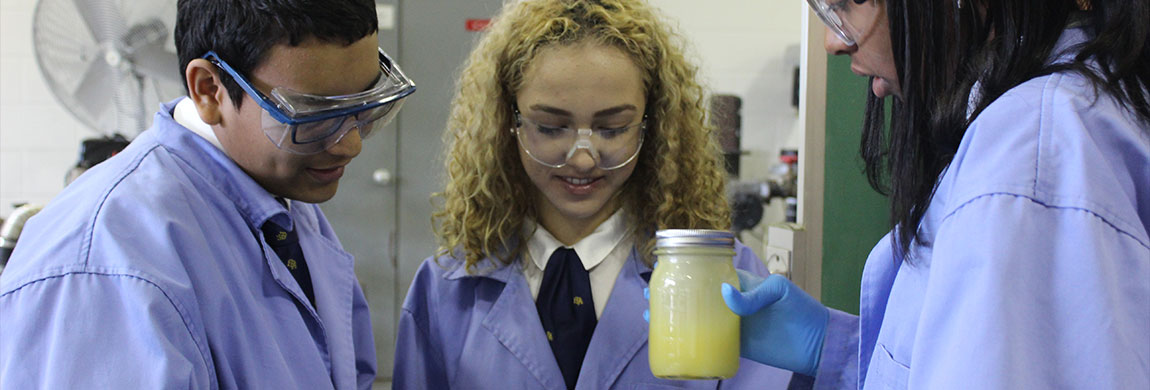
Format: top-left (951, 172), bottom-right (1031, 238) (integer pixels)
top-left (33, 0), bottom-right (184, 137)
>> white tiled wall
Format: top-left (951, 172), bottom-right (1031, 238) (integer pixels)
top-left (0, 0), bottom-right (801, 221)
top-left (659, 0), bottom-right (804, 231)
top-left (1, 0), bottom-right (92, 219)
top-left (659, 1), bottom-right (804, 184)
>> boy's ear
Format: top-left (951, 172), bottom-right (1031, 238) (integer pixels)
top-left (185, 58), bottom-right (226, 125)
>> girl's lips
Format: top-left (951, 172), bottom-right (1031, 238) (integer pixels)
top-left (558, 175), bottom-right (602, 196)
top-left (852, 65), bottom-right (900, 98)
top-left (872, 77), bottom-right (897, 98)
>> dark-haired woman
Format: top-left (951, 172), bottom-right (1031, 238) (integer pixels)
top-left (720, 0), bottom-right (1150, 388)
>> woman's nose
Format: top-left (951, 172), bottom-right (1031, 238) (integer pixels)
top-left (566, 146), bottom-right (598, 172)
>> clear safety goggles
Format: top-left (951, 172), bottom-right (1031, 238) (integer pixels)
top-left (512, 108), bottom-right (645, 170)
top-left (202, 48), bottom-right (416, 155)
top-left (806, 0), bottom-right (867, 47)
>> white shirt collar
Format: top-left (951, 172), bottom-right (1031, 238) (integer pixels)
top-left (526, 209), bottom-right (630, 272)
top-left (173, 97), bottom-right (224, 150)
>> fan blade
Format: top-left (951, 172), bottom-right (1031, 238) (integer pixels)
top-left (72, 0), bottom-right (127, 43)
top-left (72, 57), bottom-right (120, 120)
top-left (132, 43), bottom-right (183, 85)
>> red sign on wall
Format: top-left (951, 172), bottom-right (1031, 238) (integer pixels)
top-left (466, 19), bottom-right (491, 32)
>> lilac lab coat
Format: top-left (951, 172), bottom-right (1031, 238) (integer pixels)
top-left (394, 242), bottom-right (795, 389)
top-left (812, 28), bottom-right (1150, 389)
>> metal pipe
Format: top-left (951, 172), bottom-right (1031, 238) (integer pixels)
top-left (0, 203), bottom-right (44, 270)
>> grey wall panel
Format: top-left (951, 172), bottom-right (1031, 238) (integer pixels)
top-left (322, 0), bottom-right (506, 384)
top-left (326, 0), bottom-right (510, 384)
top-left (395, 1), bottom-right (506, 361)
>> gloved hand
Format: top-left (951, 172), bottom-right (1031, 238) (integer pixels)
top-left (722, 269), bottom-right (829, 377)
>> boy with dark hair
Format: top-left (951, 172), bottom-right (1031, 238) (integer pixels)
top-left (0, 1), bottom-right (414, 388)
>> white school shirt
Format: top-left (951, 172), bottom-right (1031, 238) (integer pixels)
top-left (523, 209), bottom-right (632, 319)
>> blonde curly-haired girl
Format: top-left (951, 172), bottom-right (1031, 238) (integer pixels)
top-left (395, 1), bottom-right (793, 388)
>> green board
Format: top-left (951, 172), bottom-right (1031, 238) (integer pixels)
top-left (820, 54), bottom-right (890, 315)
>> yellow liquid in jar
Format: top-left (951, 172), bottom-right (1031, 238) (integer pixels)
top-left (649, 249), bottom-right (740, 379)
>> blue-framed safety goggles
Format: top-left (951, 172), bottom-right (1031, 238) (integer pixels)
top-left (202, 48), bottom-right (416, 154)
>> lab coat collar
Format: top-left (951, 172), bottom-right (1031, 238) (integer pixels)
top-left (153, 98), bottom-right (291, 231)
top-left (441, 250), bottom-right (522, 283)
top-left (480, 258), bottom-right (569, 390)
top-left (453, 245), bottom-right (654, 389)
top-left (577, 246), bottom-right (651, 388)
top-left (857, 232), bottom-right (902, 385)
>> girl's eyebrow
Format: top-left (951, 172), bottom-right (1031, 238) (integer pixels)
top-left (528, 104), bottom-right (638, 118)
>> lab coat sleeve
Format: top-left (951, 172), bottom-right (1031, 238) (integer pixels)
top-left (393, 259), bottom-right (451, 389)
top-left (910, 194), bottom-right (1149, 389)
top-left (811, 309), bottom-right (860, 390)
top-left (352, 281), bottom-right (378, 390)
top-left (393, 308), bottom-right (450, 389)
top-left (0, 271), bottom-right (212, 389)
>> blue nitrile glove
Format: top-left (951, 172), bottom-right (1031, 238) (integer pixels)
top-left (642, 261), bottom-right (656, 323)
top-left (643, 287), bottom-right (649, 322)
top-left (722, 269), bottom-right (829, 377)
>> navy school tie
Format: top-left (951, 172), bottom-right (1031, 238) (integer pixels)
top-left (261, 221), bottom-right (316, 307)
top-left (536, 247), bottom-right (597, 390)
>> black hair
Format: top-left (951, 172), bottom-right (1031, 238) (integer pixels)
top-left (860, 0), bottom-right (1150, 256)
top-left (175, 0), bottom-right (379, 107)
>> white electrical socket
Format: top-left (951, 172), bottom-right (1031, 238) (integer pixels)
top-left (764, 245), bottom-right (792, 279)
top-left (376, 4), bottom-right (396, 30)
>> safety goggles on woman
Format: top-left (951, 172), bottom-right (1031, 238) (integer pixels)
top-left (806, 0), bottom-right (869, 47)
top-left (512, 108), bottom-right (645, 170)
top-left (202, 48), bottom-right (416, 155)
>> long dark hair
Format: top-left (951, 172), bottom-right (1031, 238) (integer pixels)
top-left (861, 0), bottom-right (1150, 255)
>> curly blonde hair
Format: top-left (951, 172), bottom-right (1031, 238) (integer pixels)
top-left (433, 0), bottom-right (730, 271)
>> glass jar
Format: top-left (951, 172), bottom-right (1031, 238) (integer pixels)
top-left (648, 229), bottom-right (740, 380)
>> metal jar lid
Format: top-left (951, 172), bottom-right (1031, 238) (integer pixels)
top-left (655, 229), bottom-right (734, 248)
